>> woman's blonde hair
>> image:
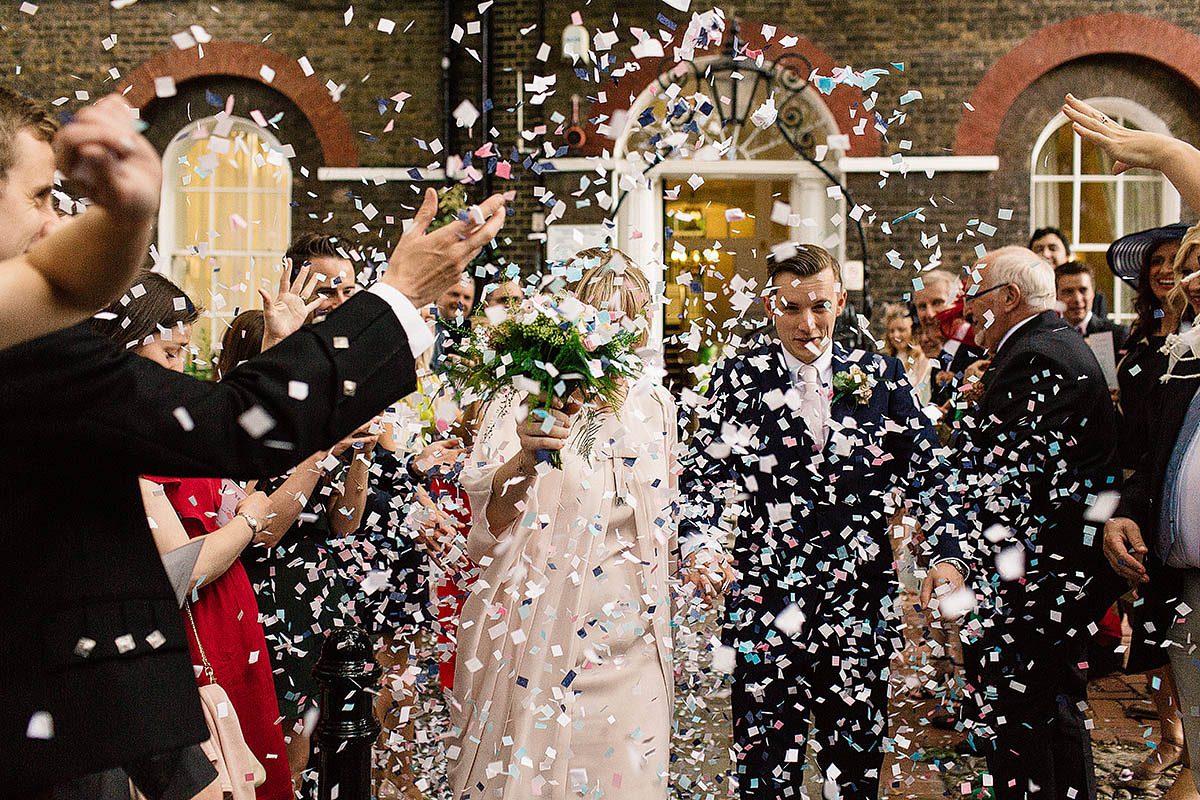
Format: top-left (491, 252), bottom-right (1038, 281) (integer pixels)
top-left (1165, 223), bottom-right (1200, 325)
top-left (568, 247), bottom-right (651, 317)
top-left (880, 302), bottom-right (929, 382)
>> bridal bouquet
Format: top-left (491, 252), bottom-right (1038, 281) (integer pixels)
top-left (443, 292), bottom-right (643, 467)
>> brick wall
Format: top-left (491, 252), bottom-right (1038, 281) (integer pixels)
top-left (3, 0), bottom-right (1199, 310)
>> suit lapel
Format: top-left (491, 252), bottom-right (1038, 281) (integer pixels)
top-left (829, 346), bottom-right (855, 423)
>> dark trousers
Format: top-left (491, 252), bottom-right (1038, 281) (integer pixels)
top-left (968, 639), bottom-right (1096, 800)
top-left (732, 646), bottom-right (888, 800)
top-left (16, 744), bottom-right (216, 800)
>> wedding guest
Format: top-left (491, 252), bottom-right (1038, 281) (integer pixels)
top-left (1106, 222), bottom-right (1192, 792)
top-left (2, 179), bottom-right (506, 798)
top-left (681, 245), bottom-right (964, 799)
top-left (881, 302), bottom-right (931, 403)
top-left (450, 248), bottom-right (691, 799)
top-left (1054, 260), bottom-right (1129, 350)
top-left (913, 270), bottom-right (986, 406)
top-left (929, 244), bottom-right (1124, 800)
top-left (430, 271), bottom-right (477, 368)
top-left (1071, 89), bottom-right (1200, 800)
top-left (0, 89), bottom-right (162, 350)
top-left (1030, 226), bottom-right (1072, 267)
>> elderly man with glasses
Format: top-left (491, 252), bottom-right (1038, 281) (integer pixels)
top-left (927, 246), bottom-right (1124, 800)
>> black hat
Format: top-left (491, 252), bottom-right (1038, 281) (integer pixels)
top-left (1106, 222), bottom-right (1192, 284)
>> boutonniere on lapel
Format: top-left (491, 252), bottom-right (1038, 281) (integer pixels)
top-left (832, 364), bottom-right (876, 405)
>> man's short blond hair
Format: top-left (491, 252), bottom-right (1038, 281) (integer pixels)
top-left (0, 86), bottom-right (56, 182)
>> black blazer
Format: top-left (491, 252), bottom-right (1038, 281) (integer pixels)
top-left (930, 341), bottom-right (987, 406)
top-left (1113, 352), bottom-right (1200, 672)
top-left (0, 291), bottom-right (417, 792)
top-left (960, 312), bottom-right (1124, 680)
top-left (1085, 313), bottom-right (1130, 353)
top-left (679, 341), bottom-right (963, 656)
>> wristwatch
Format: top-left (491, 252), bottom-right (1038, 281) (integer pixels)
top-left (235, 511), bottom-right (262, 536)
top-left (933, 556), bottom-right (970, 579)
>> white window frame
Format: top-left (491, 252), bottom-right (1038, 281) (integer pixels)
top-left (1029, 97), bottom-right (1180, 323)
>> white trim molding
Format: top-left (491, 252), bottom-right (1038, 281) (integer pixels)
top-left (317, 166), bottom-right (447, 182)
top-left (838, 155), bottom-right (999, 173)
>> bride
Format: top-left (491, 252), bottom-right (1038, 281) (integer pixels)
top-left (448, 248), bottom-right (695, 799)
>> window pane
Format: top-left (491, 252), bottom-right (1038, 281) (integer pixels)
top-left (1079, 182), bottom-right (1116, 245)
top-left (1081, 140), bottom-right (1117, 176)
top-left (1033, 124), bottom-right (1073, 175)
top-left (167, 119), bottom-right (291, 368)
top-left (1124, 180), bottom-right (1163, 236)
top-left (1031, 180), bottom-right (1073, 231)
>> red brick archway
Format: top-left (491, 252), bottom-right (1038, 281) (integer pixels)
top-left (118, 40), bottom-right (358, 167)
top-left (589, 19), bottom-right (880, 158)
top-left (955, 13), bottom-right (1200, 155)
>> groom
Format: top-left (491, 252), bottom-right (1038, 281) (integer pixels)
top-left (679, 245), bottom-right (965, 799)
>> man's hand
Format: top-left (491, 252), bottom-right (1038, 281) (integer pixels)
top-left (55, 94), bottom-right (161, 220)
top-left (920, 561), bottom-right (966, 610)
top-left (332, 416), bottom-right (383, 457)
top-left (680, 549), bottom-right (735, 602)
top-left (1103, 516), bottom-right (1149, 584)
top-left (380, 187), bottom-right (507, 306)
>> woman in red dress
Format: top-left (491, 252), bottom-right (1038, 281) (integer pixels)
top-left (91, 269), bottom-right (334, 799)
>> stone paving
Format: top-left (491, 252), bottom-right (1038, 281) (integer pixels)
top-left (382, 621), bottom-right (1181, 799)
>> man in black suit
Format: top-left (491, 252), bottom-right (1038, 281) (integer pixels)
top-left (1054, 260), bottom-right (1129, 351)
top-left (0, 101), bottom-right (507, 796)
top-left (927, 246), bottom-right (1124, 800)
top-left (913, 268), bottom-right (987, 405)
top-left (0, 90), bottom-right (166, 350)
top-left (679, 245), bottom-right (966, 799)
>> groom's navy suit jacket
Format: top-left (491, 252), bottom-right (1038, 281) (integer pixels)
top-left (679, 340), bottom-right (961, 662)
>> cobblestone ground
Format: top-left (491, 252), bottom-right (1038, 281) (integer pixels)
top-left (380, 615), bottom-right (1176, 800)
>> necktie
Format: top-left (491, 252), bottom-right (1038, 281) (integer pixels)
top-left (796, 362), bottom-right (828, 446)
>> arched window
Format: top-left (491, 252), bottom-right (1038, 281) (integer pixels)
top-left (1030, 97), bottom-right (1180, 322)
top-left (159, 115), bottom-right (292, 371)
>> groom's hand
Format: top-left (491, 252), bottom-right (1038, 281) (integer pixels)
top-left (920, 561), bottom-right (966, 611)
top-left (681, 549), bottom-right (735, 602)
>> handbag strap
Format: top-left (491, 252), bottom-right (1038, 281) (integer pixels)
top-left (183, 600), bottom-right (217, 685)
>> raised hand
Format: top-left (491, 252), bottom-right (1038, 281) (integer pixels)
top-left (1062, 94), bottom-right (1179, 175)
top-left (54, 94), bottom-right (161, 220)
top-left (380, 187), bottom-right (508, 306)
top-left (260, 258), bottom-right (321, 348)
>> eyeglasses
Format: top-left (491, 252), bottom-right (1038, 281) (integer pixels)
top-left (962, 282), bottom-right (1011, 326)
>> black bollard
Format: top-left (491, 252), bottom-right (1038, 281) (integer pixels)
top-left (313, 626), bottom-right (381, 800)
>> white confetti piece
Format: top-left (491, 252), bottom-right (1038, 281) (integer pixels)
top-left (287, 381), bottom-right (309, 400)
top-left (259, 64), bottom-right (276, 83)
top-left (154, 76), bottom-right (177, 99)
top-left (26, 711), bottom-right (53, 739)
top-left (297, 56), bottom-right (314, 76)
top-left (173, 406), bottom-right (195, 431)
top-left (995, 544), bottom-right (1025, 581)
top-left (1084, 490), bottom-right (1120, 522)
top-left (237, 406), bottom-right (276, 439)
top-left (377, 18), bottom-right (395, 34)
top-left (19, 3), bottom-right (38, 15)
top-left (773, 603), bottom-right (805, 635)
top-left (114, 634), bottom-right (136, 654)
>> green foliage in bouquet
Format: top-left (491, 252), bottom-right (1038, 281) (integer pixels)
top-left (443, 294), bottom-right (644, 467)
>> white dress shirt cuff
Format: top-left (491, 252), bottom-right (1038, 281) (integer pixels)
top-left (367, 282), bottom-right (436, 358)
